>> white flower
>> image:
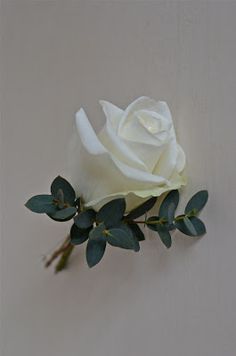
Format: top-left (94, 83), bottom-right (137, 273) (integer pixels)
top-left (68, 97), bottom-right (186, 211)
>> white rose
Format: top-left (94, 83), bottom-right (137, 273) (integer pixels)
top-left (68, 97), bottom-right (186, 211)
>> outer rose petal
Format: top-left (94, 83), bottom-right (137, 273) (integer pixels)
top-left (99, 100), bottom-right (123, 132)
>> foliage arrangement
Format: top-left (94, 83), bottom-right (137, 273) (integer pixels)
top-left (25, 176), bottom-right (208, 272)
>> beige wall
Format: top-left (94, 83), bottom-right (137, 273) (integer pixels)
top-left (1, 1), bottom-right (236, 355)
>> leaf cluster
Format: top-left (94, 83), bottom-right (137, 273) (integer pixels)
top-left (25, 176), bottom-right (78, 221)
top-left (25, 176), bottom-right (208, 270)
top-left (141, 190), bottom-right (208, 248)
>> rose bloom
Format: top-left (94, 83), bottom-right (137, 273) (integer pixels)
top-left (69, 97), bottom-right (186, 211)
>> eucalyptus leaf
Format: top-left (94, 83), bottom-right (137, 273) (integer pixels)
top-left (70, 224), bottom-right (89, 245)
top-left (74, 209), bottom-right (96, 229)
top-left (185, 190), bottom-right (208, 214)
top-left (86, 238), bottom-right (106, 268)
top-left (126, 197), bottom-right (157, 220)
top-left (191, 217), bottom-right (206, 235)
top-left (156, 226), bottom-right (172, 248)
top-left (56, 189), bottom-right (64, 204)
top-left (146, 216), bottom-right (161, 231)
top-left (107, 225), bottom-right (137, 250)
top-left (49, 207), bottom-right (77, 221)
top-left (159, 190), bottom-right (179, 223)
top-left (121, 224), bottom-right (140, 251)
top-left (128, 223), bottom-right (145, 241)
top-left (25, 195), bottom-right (57, 214)
top-left (183, 216), bottom-right (197, 236)
top-left (175, 216), bottom-right (206, 236)
top-left (51, 176), bottom-right (76, 205)
top-left (89, 223), bottom-right (106, 241)
top-left (96, 198), bottom-right (126, 228)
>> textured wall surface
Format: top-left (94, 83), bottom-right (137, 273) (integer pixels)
top-left (1, 1), bottom-right (236, 355)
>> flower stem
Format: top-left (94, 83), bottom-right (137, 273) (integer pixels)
top-left (44, 235), bottom-right (70, 268)
top-left (55, 244), bottom-right (74, 273)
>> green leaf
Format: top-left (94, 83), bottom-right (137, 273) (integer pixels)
top-left (121, 224), bottom-right (140, 251)
top-left (146, 216), bottom-right (172, 247)
top-left (128, 223), bottom-right (145, 241)
top-left (86, 238), bottom-right (106, 268)
top-left (51, 176), bottom-right (76, 205)
top-left (96, 198), bottom-right (126, 228)
top-left (183, 216), bottom-right (197, 236)
top-left (49, 207), bottom-right (77, 221)
top-left (70, 224), bottom-right (89, 245)
top-left (191, 217), bottom-right (206, 235)
top-left (159, 190), bottom-right (179, 223)
top-left (156, 226), bottom-right (172, 248)
top-left (126, 197), bottom-right (157, 220)
top-left (25, 195), bottom-right (57, 214)
top-left (74, 209), bottom-right (96, 229)
top-left (175, 216), bottom-right (206, 236)
top-left (185, 190), bottom-right (208, 214)
top-left (107, 225), bottom-right (137, 250)
top-left (146, 216), bottom-right (162, 231)
top-left (89, 223), bottom-right (106, 241)
top-left (55, 189), bottom-right (64, 205)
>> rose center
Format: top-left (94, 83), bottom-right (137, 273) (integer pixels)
top-left (137, 111), bottom-right (172, 137)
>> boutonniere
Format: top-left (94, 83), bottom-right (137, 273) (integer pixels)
top-left (25, 97), bottom-right (208, 272)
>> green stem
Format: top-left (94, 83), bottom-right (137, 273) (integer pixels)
top-left (55, 244), bottom-right (74, 273)
top-left (126, 218), bottom-right (167, 225)
top-left (44, 235), bottom-right (70, 268)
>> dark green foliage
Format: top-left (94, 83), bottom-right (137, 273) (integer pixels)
top-left (107, 224), bottom-right (138, 250)
top-left (25, 195), bottom-right (57, 214)
top-left (70, 224), bottom-right (90, 245)
top-left (25, 175), bottom-right (209, 271)
top-left (128, 223), bottom-right (145, 241)
top-left (126, 197), bottom-right (157, 220)
top-left (159, 190), bottom-right (179, 223)
top-left (185, 190), bottom-right (208, 215)
top-left (51, 176), bottom-right (76, 206)
top-left (146, 216), bottom-right (162, 231)
top-left (86, 238), bottom-right (106, 268)
top-left (96, 198), bottom-right (126, 228)
top-left (146, 216), bottom-right (172, 248)
top-left (175, 216), bottom-right (206, 236)
top-left (49, 207), bottom-right (77, 220)
top-left (156, 226), bottom-right (172, 248)
top-left (89, 223), bottom-right (106, 241)
top-left (74, 209), bottom-right (96, 229)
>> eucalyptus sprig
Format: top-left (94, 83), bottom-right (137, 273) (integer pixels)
top-left (25, 176), bottom-right (208, 271)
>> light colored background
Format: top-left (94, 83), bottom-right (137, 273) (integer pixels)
top-left (1, 1), bottom-right (236, 355)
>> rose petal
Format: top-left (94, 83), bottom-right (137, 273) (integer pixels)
top-left (98, 116), bottom-right (147, 171)
top-left (118, 96), bottom-right (158, 135)
top-left (99, 100), bottom-right (123, 132)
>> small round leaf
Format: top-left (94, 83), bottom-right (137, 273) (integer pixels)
top-left (25, 195), bottom-right (57, 214)
top-left (86, 238), bottom-right (106, 268)
top-left (159, 190), bottom-right (179, 223)
top-left (96, 198), bottom-right (126, 228)
top-left (107, 225), bottom-right (137, 250)
top-left (51, 176), bottom-right (76, 205)
top-left (185, 190), bottom-right (208, 214)
top-left (70, 224), bottom-right (89, 245)
top-left (74, 209), bottom-right (96, 229)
